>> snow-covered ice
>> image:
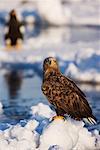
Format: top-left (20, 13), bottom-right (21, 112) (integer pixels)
top-left (0, 101), bottom-right (3, 114)
top-left (0, 0), bottom-right (100, 26)
top-left (40, 118), bottom-right (99, 150)
top-left (0, 120), bottom-right (39, 150)
top-left (31, 103), bottom-right (56, 119)
top-left (0, 102), bottom-right (99, 150)
top-left (0, 41), bottom-right (100, 83)
top-left (39, 119), bottom-right (79, 150)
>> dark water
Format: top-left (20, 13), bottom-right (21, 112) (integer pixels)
top-left (0, 69), bottom-right (45, 123)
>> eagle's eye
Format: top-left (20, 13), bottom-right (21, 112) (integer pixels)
top-left (49, 60), bottom-right (51, 65)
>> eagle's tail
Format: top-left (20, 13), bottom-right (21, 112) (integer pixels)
top-left (84, 116), bottom-right (97, 125)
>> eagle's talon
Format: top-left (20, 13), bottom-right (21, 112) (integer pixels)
top-left (52, 115), bottom-right (65, 121)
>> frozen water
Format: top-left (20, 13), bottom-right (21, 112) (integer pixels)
top-left (0, 39), bottom-right (100, 83)
top-left (0, 117), bottom-right (39, 150)
top-left (0, 102), bottom-right (3, 114)
top-left (0, 102), bottom-right (99, 150)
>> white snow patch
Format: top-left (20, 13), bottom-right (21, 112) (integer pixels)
top-left (76, 48), bottom-right (95, 63)
top-left (25, 16), bottom-right (36, 24)
top-left (31, 103), bottom-right (56, 119)
top-left (0, 120), bottom-right (39, 150)
top-left (0, 51), bottom-right (12, 62)
top-left (39, 118), bottom-right (100, 150)
top-left (0, 102), bottom-right (3, 114)
top-left (66, 63), bottom-right (79, 77)
top-left (36, 0), bottom-right (71, 25)
top-left (39, 119), bottom-right (80, 150)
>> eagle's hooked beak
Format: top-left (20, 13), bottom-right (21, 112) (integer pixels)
top-left (47, 59), bottom-right (57, 67)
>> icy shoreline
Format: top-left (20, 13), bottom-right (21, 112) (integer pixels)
top-left (0, 102), bottom-right (100, 150)
top-left (0, 41), bottom-right (100, 84)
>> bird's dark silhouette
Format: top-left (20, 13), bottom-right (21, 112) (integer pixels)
top-left (4, 9), bottom-right (24, 47)
top-left (42, 57), bottom-right (97, 124)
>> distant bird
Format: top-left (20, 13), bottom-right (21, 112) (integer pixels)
top-left (4, 9), bottom-right (24, 47)
top-left (42, 57), bottom-right (97, 124)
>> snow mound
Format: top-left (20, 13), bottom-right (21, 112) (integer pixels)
top-left (39, 118), bottom-right (99, 150)
top-left (31, 103), bottom-right (56, 119)
top-left (39, 119), bottom-right (79, 150)
top-left (0, 103), bottom-right (100, 150)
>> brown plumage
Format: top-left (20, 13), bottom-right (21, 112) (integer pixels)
top-left (41, 57), bottom-right (97, 124)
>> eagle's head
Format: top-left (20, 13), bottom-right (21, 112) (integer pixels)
top-left (43, 57), bottom-right (59, 74)
top-left (10, 9), bottom-right (16, 18)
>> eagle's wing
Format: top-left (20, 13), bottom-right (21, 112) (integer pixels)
top-left (62, 75), bottom-right (86, 98)
top-left (55, 75), bottom-right (94, 119)
top-left (59, 91), bottom-right (92, 118)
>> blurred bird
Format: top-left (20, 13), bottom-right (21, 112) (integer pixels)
top-left (42, 57), bottom-right (97, 124)
top-left (4, 9), bottom-right (24, 48)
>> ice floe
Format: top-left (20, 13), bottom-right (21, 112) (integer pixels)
top-left (0, 102), bottom-right (99, 150)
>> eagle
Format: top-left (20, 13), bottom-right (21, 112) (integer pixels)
top-left (4, 9), bottom-right (24, 47)
top-left (41, 57), bottom-right (97, 124)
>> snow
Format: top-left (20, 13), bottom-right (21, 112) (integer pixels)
top-left (0, 102), bottom-right (99, 150)
top-left (36, 0), bottom-right (71, 25)
top-left (39, 119), bottom-right (79, 150)
top-left (40, 118), bottom-right (99, 150)
top-left (25, 16), bottom-right (36, 24)
top-left (31, 103), bottom-right (56, 119)
top-left (0, 119), bottom-right (39, 150)
top-left (0, 102), bottom-right (3, 114)
top-left (0, 0), bottom-right (100, 26)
